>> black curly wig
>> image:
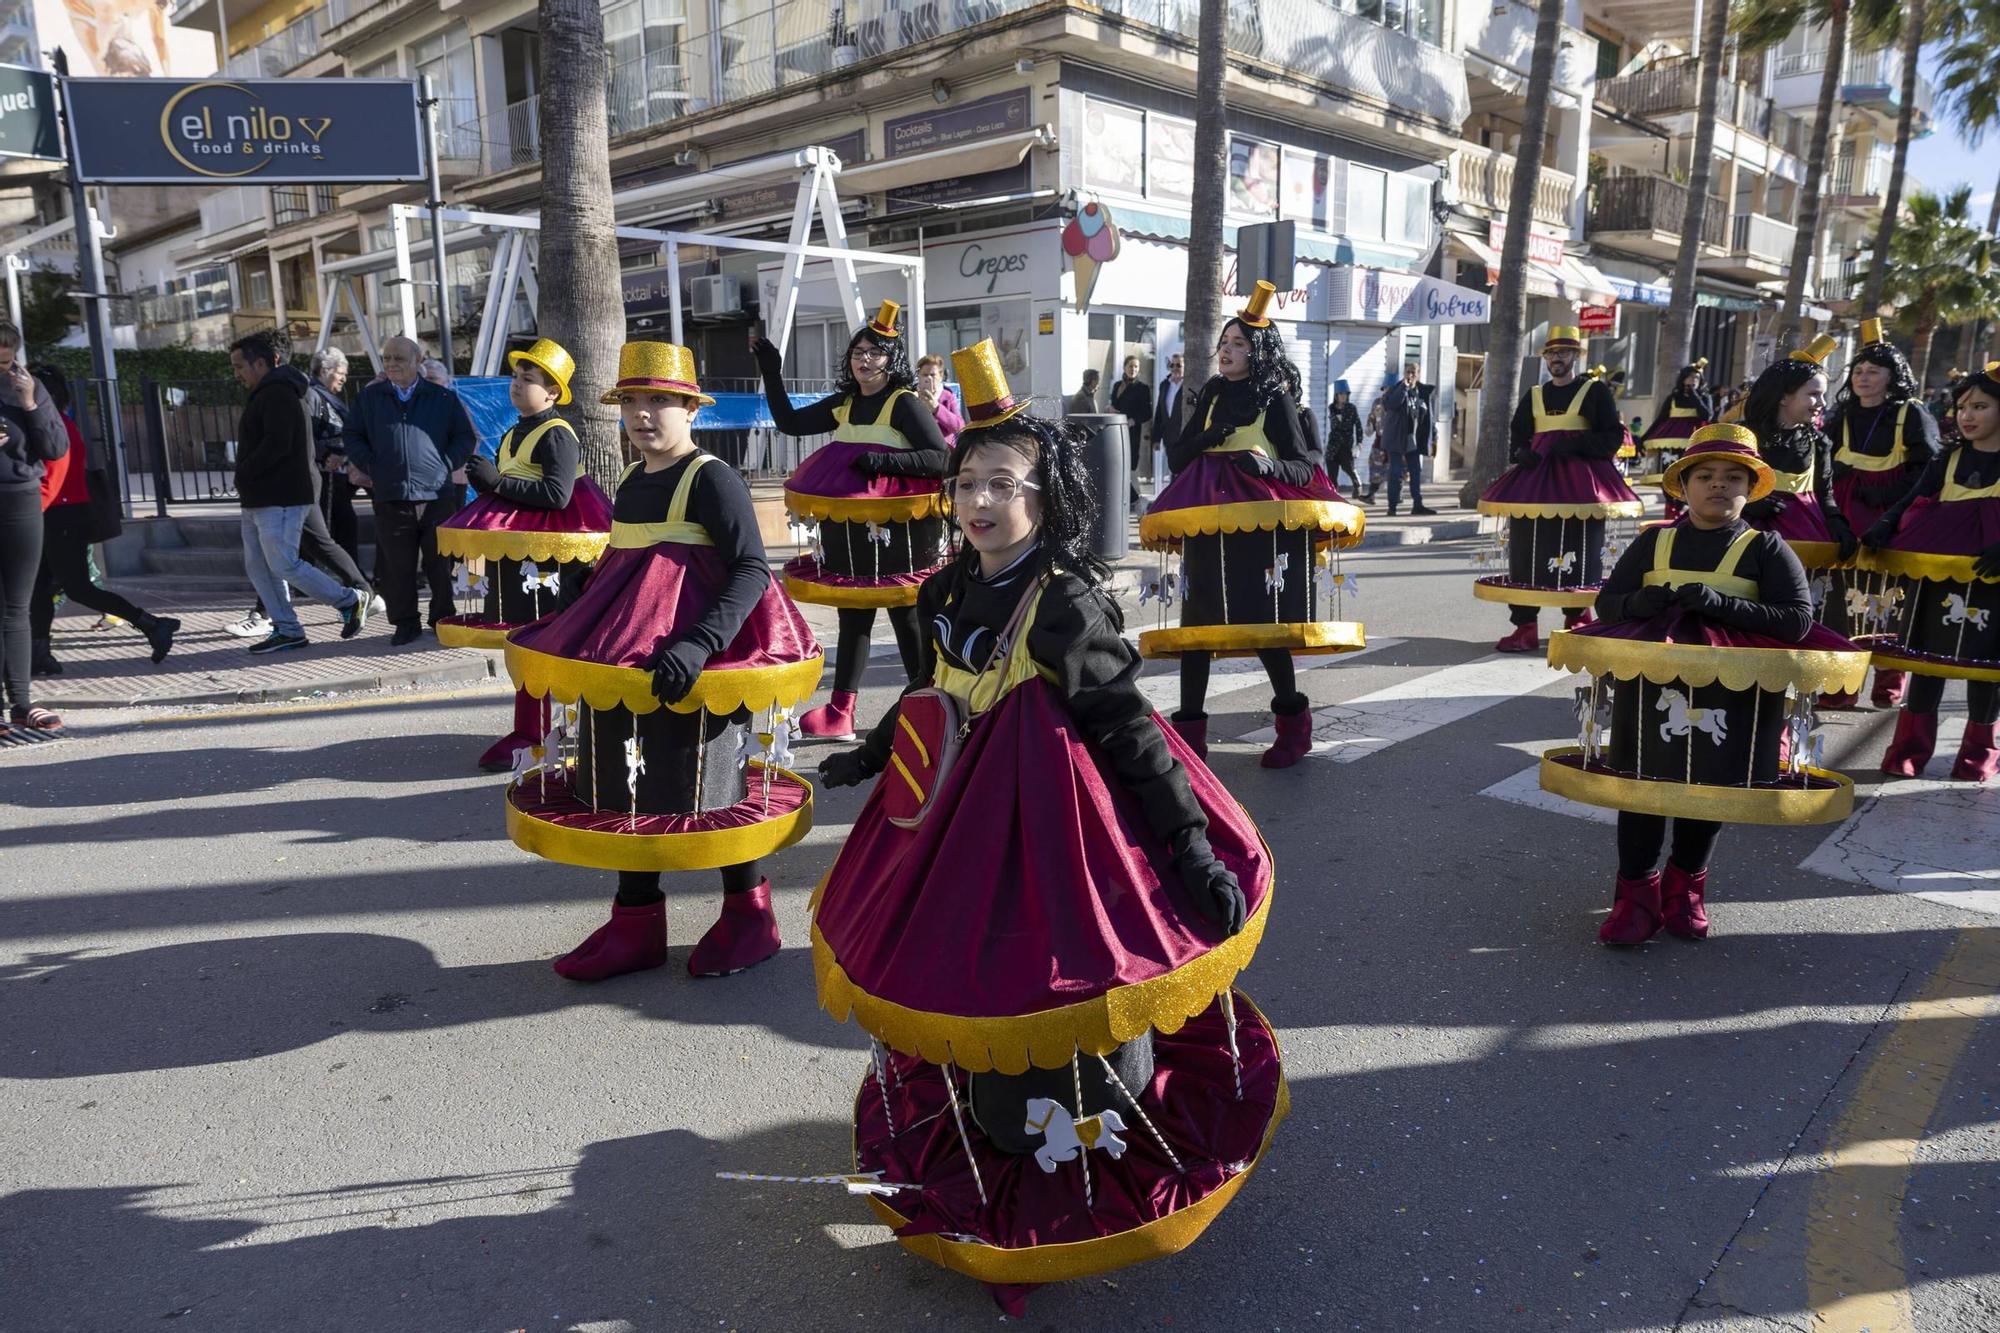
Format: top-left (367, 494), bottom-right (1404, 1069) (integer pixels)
top-left (1831, 341), bottom-right (1919, 415)
top-left (1219, 317), bottom-right (1293, 414)
top-left (1743, 357), bottom-right (1827, 444)
top-left (1953, 362), bottom-right (2000, 410)
top-left (944, 412), bottom-right (1115, 606)
top-left (831, 326), bottom-right (914, 398)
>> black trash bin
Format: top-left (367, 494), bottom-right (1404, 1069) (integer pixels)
top-left (1063, 411), bottom-right (1130, 560)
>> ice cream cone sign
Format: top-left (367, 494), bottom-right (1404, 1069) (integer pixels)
top-left (1062, 201), bottom-right (1121, 312)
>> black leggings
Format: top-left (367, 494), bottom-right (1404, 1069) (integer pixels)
top-left (1178, 648), bottom-right (1301, 719)
top-left (1904, 675), bottom-right (2000, 724)
top-left (30, 507), bottom-right (150, 640)
top-left (0, 488), bottom-right (42, 711)
top-left (615, 864), bottom-right (762, 906)
top-left (830, 605), bottom-right (920, 694)
top-left (1616, 812), bottom-right (1722, 879)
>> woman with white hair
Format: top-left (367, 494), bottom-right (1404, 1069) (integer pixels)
top-left (309, 346), bottom-right (360, 566)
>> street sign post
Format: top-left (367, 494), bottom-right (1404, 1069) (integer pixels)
top-left (1236, 221), bottom-right (1296, 296)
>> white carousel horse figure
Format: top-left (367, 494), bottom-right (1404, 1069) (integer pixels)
top-left (1656, 688), bottom-right (1730, 745)
top-left (1546, 550), bottom-right (1579, 578)
top-left (1941, 593), bottom-right (1991, 632)
top-left (1023, 1098), bottom-right (1129, 1174)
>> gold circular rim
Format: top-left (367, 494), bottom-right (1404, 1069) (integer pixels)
top-left (433, 619), bottom-right (515, 651)
top-left (1137, 620), bottom-right (1367, 660)
top-left (505, 639), bottom-right (825, 717)
top-left (1471, 577), bottom-right (1600, 609)
top-left (1866, 647), bottom-right (2000, 683)
top-left (784, 489), bottom-right (944, 524)
top-left (1547, 628), bottom-right (1872, 695)
top-left (1855, 548), bottom-right (2000, 584)
top-left (434, 527), bottom-right (610, 565)
top-left (1476, 497), bottom-right (1647, 520)
top-left (1538, 747), bottom-right (1854, 825)
top-left (505, 762), bottom-right (814, 871)
top-left (1138, 498), bottom-right (1366, 551)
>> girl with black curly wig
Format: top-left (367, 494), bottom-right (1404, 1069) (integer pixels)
top-left (1737, 346), bottom-right (1854, 580)
top-left (1140, 282), bottom-right (1363, 769)
top-left (809, 342), bottom-right (1282, 1308)
top-left (751, 302), bottom-right (950, 742)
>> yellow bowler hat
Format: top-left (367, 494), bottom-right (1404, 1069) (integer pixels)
top-left (1543, 325), bottom-right (1584, 352)
top-left (506, 338), bottom-right (575, 406)
top-left (599, 341), bottom-right (716, 407)
top-left (1790, 333), bottom-right (1838, 366)
top-left (1662, 423), bottom-right (1776, 502)
top-left (951, 338), bottom-right (1031, 431)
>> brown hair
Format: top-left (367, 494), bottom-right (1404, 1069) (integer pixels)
top-left (0, 321), bottom-right (21, 351)
top-left (915, 354), bottom-right (946, 373)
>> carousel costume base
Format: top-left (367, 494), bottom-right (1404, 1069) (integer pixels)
top-left (1550, 623), bottom-right (1872, 697)
top-left (855, 993), bottom-right (1286, 1287)
top-left (1858, 639), bottom-right (2000, 685)
top-left (435, 527), bottom-right (612, 566)
top-left (1475, 498), bottom-right (1645, 521)
top-left (1137, 621), bottom-right (1366, 661)
top-left (781, 556), bottom-right (938, 610)
top-left (1138, 498), bottom-right (1365, 554)
top-left (1782, 540), bottom-right (1842, 570)
top-left (1472, 577), bottom-right (1600, 610)
top-left (1539, 748), bottom-right (1853, 825)
top-left (784, 488), bottom-right (944, 526)
top-left (506, 641), bottom-right (826, 717)
top-left (435, 615), bottom-right (526, 651)
top-left (506, 764), bottom-right (812, 871)
top-left (1857, 549), bottom-right (2000, 583)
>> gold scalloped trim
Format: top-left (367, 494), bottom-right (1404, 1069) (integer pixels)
top-left (433, 620), bottom-right (513, 651)
top-left (1539, 748), bottom-right (1854, 825)
top-left (504, 640), bottom-right (824, 717)
top-left (1472, 579), bottom-right (1600, 609)
top-left (785, 490), bottom-right (944, 524)
top-left (1139, 499), bottom-right (1365, 551)
top-left (1477, 497), bottom-right (1647, 520)
top-left (435, 527), bottom-right (610, 564)
top-left (1856, 548), bottom-right (2000, 584)
top-left (811, 840), bottom-right (1273, 1074)
top-left (1137, 620), bottom-right (1367, 660)
top-left (505, 762), bottom-right (814, 871)
top-left (862, 994), bottom-right (1289, 1285)
top-left (782, 573), bottom-right (925, 609)
top-left (1547, 629), bottom-right (1871, 695)
top-left (1784, 540), bottom-right (1842, 569)
top-left (1866, 647), bottom-right (2000, 684)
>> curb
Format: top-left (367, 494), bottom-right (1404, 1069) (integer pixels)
top-left (41, 653), bottom-right (503, 710)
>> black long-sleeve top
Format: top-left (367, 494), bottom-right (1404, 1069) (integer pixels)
top-left (853, 550), bottom-right (1208, 849)
top-left (1825, 397), bottom-right (1942, 510)
top-left (1510, 377), bottom-right (1623, 461)
top-left (487, 407), bottom-right (579, 512)
top-left (1596, 519), bottom-right (1814, 641)
top-left (0, 392), bottom-right (68, 493)
top-left (754, 345), bottom-right (948, 479)
top-left (617, 451), bottom-right (770, 662)
top-left (1746, 422), bottom-right (1842, 526)
top-left (1169, 376), bottom-right (1319, 486)
top-left (1877, 442), bottom-right (2000, 529)
top-left (1644, 386), bottom-right (1712, 437)
top-left (1324, 401), bottom-right (1363, 455)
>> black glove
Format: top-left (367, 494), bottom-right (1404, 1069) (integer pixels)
top-left (749, 336), bottom-right (783, 371)
top-left (819, 748), bottom-right (873, 788)
top-left (1673, 582), bottom-right (1724, 616)
top-left (1862, 518), bottom-right (1897, 550)
top-left (1828, 514), bottom-right (1859, 562)
top-left (1623, 584), bottom-right (1673, 618)
top-left (1509, 448), bottom-right (1542, 469)
top-left (648, 639), bottom-right (709, 706)
top-left (1230, 450), bottom-right (1276, 479)
top-left (850, 450), bottom-right (885, 478)
top-left (1743, 494), bottom-right (1789, 522)
top-left (1171, 834), bottom-right (1246, 936)
top-left (465, 453), bottom-right (501, 494)
top-left (1974, 540), bottom-right (2000, 580)
top-left (1186, 425), bottom-right (1234, 453)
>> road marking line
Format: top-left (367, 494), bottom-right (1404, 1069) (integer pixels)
top-left (136, 684), bottom-right (509, 727)
top-left (1237, 653), bottom-right (1561, 759)
top-left (1477, 761), bottom-right (1617, 823)
top-left (1133, 637), bottom-right (1406, 712)
top-left (1805, 926), bottom-right (2000, 1333)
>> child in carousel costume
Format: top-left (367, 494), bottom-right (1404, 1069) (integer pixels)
top-left (435, 339), bottom-right (615, 771)
top-left (1138, 280), bottom-right (1366, 768)
top-left (1823, 319), bottom-right (1942, 709)
top-left (1736, 337), bottom-right (1858, 574)
top-left (752, 301), bottom-right (950, 741)
top-left (1541, 427), bottom-right (1869, 943)
top-left (794, 341), bottom-right (1283, 1314)
top-left (1860, 361), bottom-right (2000, 782)
top-left (1478, 325), bottom-right (1644, 653)
top-left (502, 343), bottom-right (823, 981)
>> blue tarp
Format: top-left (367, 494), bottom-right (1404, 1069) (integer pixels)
top-left (451, 377), bottom-right (824, 439)
top-left (693, 391), bottom-right (824, 433)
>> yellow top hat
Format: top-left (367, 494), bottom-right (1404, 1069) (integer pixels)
top-left (506, 338), bottom-right (575, 406)
top-left (951, 339), bottom-right (1031, 431)
top-left (599, 341), bottom-right (716, 407)
top-left (1237, 280), bottom-right (1277, 329)
top-left (1858, 317), bottom-right (1885, 346)
top-left (1789, 333), bottom-right (1838, 367)
top-left (1692, 356), bottom-right (1709, 370)
top-left (867, 299), bottom-right (902, 339)
top-left (1543, 326), bottom-right (1584, 353)
top-left (1663, 423), bottom-right (1776, 502)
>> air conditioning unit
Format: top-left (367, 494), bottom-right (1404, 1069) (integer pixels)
top-left (689, 274), bottom-right (741, 317)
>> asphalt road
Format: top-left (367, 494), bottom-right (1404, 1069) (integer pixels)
top-left (3, 537), bottom-right (1996, 1333)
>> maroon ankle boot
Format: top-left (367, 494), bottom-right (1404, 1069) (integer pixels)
top-left (553, 901), bottom-right (668, 981)
top-left (1661, 863), bottom-right (1710, 939)
top-left (688, 881), bottom-right (782, 977)
top-left (1599, 872), bottom-right (1662, 945)
top-left (1880, 709), bottom-right (1939, 778)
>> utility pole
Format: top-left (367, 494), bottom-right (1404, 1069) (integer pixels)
top-left (420, 75), bottom-right (454, 370)
top-left (52, 50), bottom-right (131, 516)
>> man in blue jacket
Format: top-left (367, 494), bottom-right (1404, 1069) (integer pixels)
top-left (342, 335), bottom-right (478, 645)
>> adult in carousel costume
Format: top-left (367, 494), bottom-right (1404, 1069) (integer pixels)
top-left (1138, 280), bottom-right (1365, 768)
top-left (502, 343), bottom-right (823, 981)
top-left (799, 341), bottom-right (1281, 1315)
top-left (435, 339), bottom-right (615, 771)
top-left (1859, 361), bottom-right (2000, 782)
top-left (752, 300), bottom-right (950, 741)
top-left (1822, 319), bottom-right (1942, 709)
top-left (1478, 325), bottom-right (1644, 653)
top-left (1736, 336), bottom-right (1857, 574)
top-left (1541, 427), bottom-right (1869, 943)
top-left (1638, 359), bottom-right (1712, 514)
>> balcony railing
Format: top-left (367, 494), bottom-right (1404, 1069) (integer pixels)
top-left (1587, 175), bottom-right (1726, 247)
top-left (199, 186), bottom-right (267, 236)
top-left (457, 51), bottom-right (681, 173)
top-left (1596, 61), bottom-right (1807, 155)
top-left (1729, 211), bottom-right (1796, 262)
top-left (272, 185), bottom-right (339, 228)
top-left (1828, 152), bottom-right (1890, 199)
top-left (223, 8), bottom-right (321, 79)
top-left (1841, 45), bottom-right (1935, 121)
top-left (1450, 142), bottom-right (1575, 229)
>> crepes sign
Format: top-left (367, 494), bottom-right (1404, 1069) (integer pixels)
top-left (65, 78), bottom-right (427, 183)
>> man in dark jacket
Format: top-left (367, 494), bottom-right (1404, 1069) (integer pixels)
top-left (1152, 350), bottom-right (1188, 460)
top-left (1109, 354), bottom-right (1153, 508)
top-left (342, 335), bottom-right (478, 644)
top-left (1377, 361), bottom-right (1438, 516)
top-left (230, 331), bottom-right (368, 654)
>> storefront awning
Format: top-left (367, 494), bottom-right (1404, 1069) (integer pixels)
top-left (837, 129), bottom-right (1049, 197)
top-left (1448, 232), bottom-right (1616, 304)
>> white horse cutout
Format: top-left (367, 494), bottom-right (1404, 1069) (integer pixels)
top-left (1657, 689), bottom-right (1729, 746)
top-left (1942, 593), bottom-right (1991, 632)
top-left (1023, 1098), bottom-right (1129, 1174)
top-left (1546, 551), bottom-right (1579, 577)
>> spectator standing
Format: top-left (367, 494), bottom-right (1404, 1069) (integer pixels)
top-left (1152, 350), bottom-right (1188, 465)
top-left (1324, 379), bottom-right (1363, 492)
top-left (1110, 353), bottom-right (1153, 509)
top-left (0, 322), bottom-right (70, 731)
top-left (1377, 360), bottom-right (1438, 516)
top-left (913, 353), bottom-right (964, 445)
top-left (343, 335), bottom-right (477, 645)
top-left (1067, 368), bottom-right (1100, 415)
top-left (309, 347), bottom-right (362, 566)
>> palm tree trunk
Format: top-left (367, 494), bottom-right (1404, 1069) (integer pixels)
top-left (1912, 301), bottom-right (1939, 384)
top-left (537, 0), bottom-right (626, 492)
top-left (1180, 0), bottom-right (1228, 418)
top-left (1460, 0), bottom-right (1566, 503)
top-left (1656, 0), bottom-right (1733, 392)
top-left (1860, 0), bottom-right (1928, 312)
top-left (1777, 0), bottom-right (1847, 349)
top-left (1990, 161), bottom-right (2000, 234)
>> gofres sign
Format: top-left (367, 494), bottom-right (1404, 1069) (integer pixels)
top-left (65, 78), bottom-right (427, 184)
top-left (1333, 267), bottom-right (1491, 326)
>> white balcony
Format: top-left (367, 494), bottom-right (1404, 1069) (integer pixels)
top-left (1715, 211), bottom-right (1796, 281)
top-left (1449, 142), bottom-right (1576, 229)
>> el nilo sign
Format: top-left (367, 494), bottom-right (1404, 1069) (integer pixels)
top-left (63, 78), bottom-right (427, 184)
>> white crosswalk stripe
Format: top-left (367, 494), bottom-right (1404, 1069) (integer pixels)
top-left (1237, 653), bottom-right (1565, 760)
top-left (1131, 637), bottom-right (1406, 712)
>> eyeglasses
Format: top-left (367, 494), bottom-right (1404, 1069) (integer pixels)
top-left (850, 346), bottom-right (890, 363)
top-left (947, 475), bottom-right (1041, 506)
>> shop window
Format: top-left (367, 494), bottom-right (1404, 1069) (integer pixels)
top-left (1083, 99), bottom-right (1147, 198)
top-left (1348, 165), bottom-right (1386, 241)
top-left (245, 266), bottom-right (271, 311)
top-left (1228, 136), bottom-right (1280, 218)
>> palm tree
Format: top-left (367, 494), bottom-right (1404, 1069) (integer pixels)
top-left (537, 0), bottom-right (627, 490)
top-left (1180, 0), bottom-right (1228, 412)
top-left (1654, 0), bottom-right (1734, 394)
top-left (1863, 186), bottom-right (2000, 382)
top-left (1858, 0), bottom-right (1932, 312)
top-left (1460, 0), bottom-right (1566, 502)
top-left (1931, 0), bottom-right (2000, 364)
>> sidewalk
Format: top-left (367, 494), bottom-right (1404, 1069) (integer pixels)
top-left (37, 501), bottom-right (1485, 711)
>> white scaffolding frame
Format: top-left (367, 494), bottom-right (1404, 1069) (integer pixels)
top-left (2, 209), bottom-right (117, 331)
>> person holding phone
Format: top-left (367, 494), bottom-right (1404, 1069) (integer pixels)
top-left (0, 322), bottom-right (74, 732)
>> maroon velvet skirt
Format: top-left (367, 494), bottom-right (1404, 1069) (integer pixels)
top-left (1480, 431), bottom-right (1642, 509)
top-left (1887, 495), bottom-right (2000, 557)
top-left (1149, 452), bottom-right (1345, 515)
top-left (441, 476), bottom-right (612, 537)
top-left (1641, 414), bottom-right (1703, 445)
top-left (787, 442), bottom-right (943, 506)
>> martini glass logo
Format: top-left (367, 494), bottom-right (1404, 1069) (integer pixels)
top-left (161, 82), bottom-right (334, 178)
